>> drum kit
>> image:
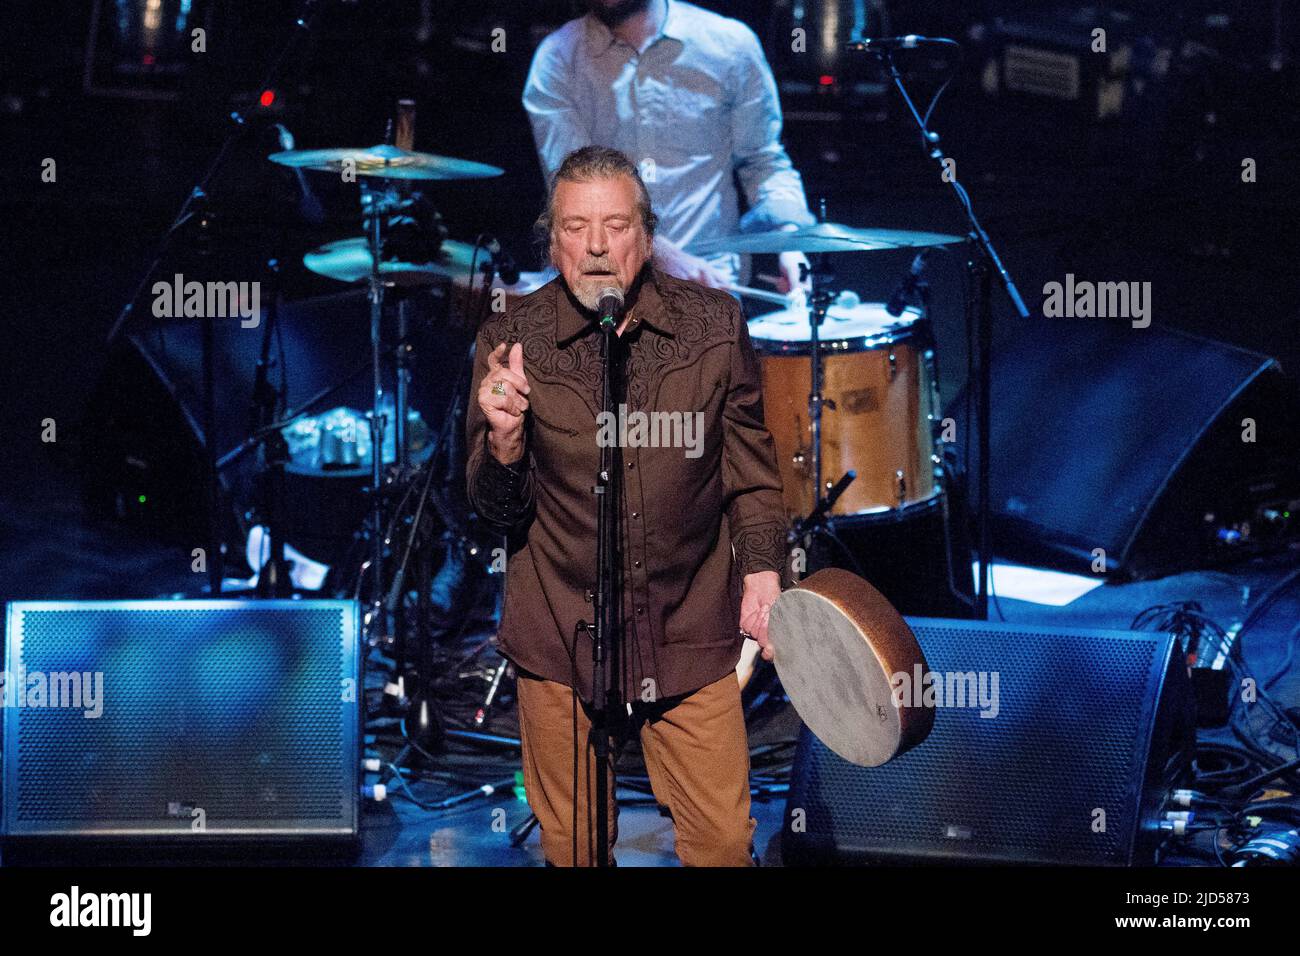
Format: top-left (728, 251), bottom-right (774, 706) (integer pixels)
top-left (110, 80), bottom-right (971, 769)
top-left (256, 135), bottom-right (968, 768)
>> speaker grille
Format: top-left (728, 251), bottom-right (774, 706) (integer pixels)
top-left (785, 619), bottom-right (1180, 865)
top-left (3, 601), bottom-right (359, 837)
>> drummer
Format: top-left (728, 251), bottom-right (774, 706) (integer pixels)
top-left (523, 0), bottom-right (816, 293)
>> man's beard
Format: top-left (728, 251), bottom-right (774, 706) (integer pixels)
top-left (570, 272), bottom-right (619, 312)
top-left (588, 0), bottom-right (652, 28)
top-left (565, 255), bottom-right (635, 313)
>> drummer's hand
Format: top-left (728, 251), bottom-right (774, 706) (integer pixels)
top-left (776, 251), bottom-right (811, 296)
top-left (479, 342), bottom-right (530, 465)
top-left (653, 237), bottom-right (731, 290)
top-left (741, 570), bottom-right (781, 661)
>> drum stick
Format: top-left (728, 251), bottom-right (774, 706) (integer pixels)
top-left (394, 99), bottom-right (417, 150)
top-left (726, 282), bottom-right (794, 308)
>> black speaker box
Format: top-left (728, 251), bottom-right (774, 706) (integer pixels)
top-left (2, 600), bottom-right (361, 848)
top-left (948, 321), bottom-right (1300, 578)
top-left (783, 616), bottom-right (1194, 866)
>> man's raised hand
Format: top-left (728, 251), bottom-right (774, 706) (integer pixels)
top-left (478, 342), bottom-right (530, 465)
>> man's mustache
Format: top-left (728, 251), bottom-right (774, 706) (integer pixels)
top-left (578, 258), bottom-right (617, 276)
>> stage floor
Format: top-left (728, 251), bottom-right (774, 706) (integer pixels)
top-left (2, 461), bottom-right (1296, 867)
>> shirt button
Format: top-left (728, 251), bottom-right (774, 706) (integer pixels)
top-left (636, 606), bottom-right (645, 616)
top-left (627, 460), bottom-right (635, 469)
top-left (631, 512), bottom-right (640, 520)
top-left (633, 560), bottom-right (642, 569)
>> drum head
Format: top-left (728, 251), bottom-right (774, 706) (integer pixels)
top-left (748, 301), bottom-right (920, 348)
top-left (769, 568), bottom-right (932, 767)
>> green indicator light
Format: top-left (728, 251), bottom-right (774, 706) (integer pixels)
top-left (137, 494), bottom-right (147, 504)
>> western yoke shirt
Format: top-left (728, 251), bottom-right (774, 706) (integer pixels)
top-left (465, 267), bottom-right (786, 703)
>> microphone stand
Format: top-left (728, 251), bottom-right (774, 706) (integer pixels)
top-left (251, 255), bottom-right (294, 596)
top-left (583, 308), bottom-right (625, 867)
top-left (104, 0), bottom-right (325, 598)
top-left (856, 43), bottom-right (1031, 619)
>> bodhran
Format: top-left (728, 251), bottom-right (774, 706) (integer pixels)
top-left (767, 567), bottom-right (933, 767)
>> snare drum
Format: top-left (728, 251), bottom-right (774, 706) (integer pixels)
top-left (749, 301), bottom-right (942, 519)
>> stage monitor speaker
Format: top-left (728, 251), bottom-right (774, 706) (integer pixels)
top-left (948, 321), bottom-right (1300, 578)
top-left (782, 617), bottom-right (1194, 866)
top-left (2, 600), bottom-right (360, 845)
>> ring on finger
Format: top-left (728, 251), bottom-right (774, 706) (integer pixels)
top-left (491, 381), bottom-right (507, 396)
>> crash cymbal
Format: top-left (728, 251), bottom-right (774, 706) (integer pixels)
top-left (303, 237), bottom-right (480, 287)
top-left (687, 222), bottom-right (963, 256)
top-left (269, 144), bottom-right (503, 181)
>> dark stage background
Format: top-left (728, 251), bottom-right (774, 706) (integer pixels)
top-left (0, 0), bottom-right (1296, 595)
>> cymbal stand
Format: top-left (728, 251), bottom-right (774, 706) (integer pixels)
top-left (360, 179), bottom-right (404, 643)
top-left (799, 201), bottom-right (856, 548)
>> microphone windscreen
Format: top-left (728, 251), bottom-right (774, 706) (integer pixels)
top-left (597, 286), bottom-right (625, 315)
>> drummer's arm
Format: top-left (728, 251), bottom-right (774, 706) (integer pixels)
top-left (729, 26), bottom-right (815, 235)
top-left (728, 27), bottom-right (814, 294)
top-left (523, 35), bottom-right (590, 187)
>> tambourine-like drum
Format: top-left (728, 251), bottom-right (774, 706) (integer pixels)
top-left (767, 567), bottom-right (933, 767)
top-left (749, 301), bottom-right (942, 519)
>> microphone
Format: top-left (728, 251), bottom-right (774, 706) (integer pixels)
top-left (273, 124), bottom-right (325, 225)
top-left (886, 250), bottom-right (931, 317)
top-left (596, 286), bottom-right (624, 329)
top-left (845, 35), bottom-right (954, 53)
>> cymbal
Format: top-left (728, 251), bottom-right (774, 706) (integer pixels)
top-left (304, 238), bottom-right (552, 298)
top-left (303, 237), bottom-right (478, 286)
top-left (687, 222), bottom-right (963, 256)
top-left (269, 144), bottom-right (503, 181)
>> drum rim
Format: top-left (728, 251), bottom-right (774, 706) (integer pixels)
top-left (749, 318), bottom-right (930, 356)
top-left (825, 488), bottom-right (946, 521)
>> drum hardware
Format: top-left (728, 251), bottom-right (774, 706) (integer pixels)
top-left (249, 254), bottom-right (293, 597)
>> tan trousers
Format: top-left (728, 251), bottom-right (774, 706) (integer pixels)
top-left (515, 670), bottom-right (756, 867)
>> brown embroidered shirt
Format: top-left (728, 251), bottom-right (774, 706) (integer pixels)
top-left (465, 266), bottom-right (786, 702)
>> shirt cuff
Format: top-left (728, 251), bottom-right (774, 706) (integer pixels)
top-left (473, 449), bottom-right (532, 530)
top-left (739, 197), bottom-right (816, 234)
top-left (732, 521), bottom-right (787, 577)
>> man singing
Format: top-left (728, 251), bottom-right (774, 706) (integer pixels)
top-left (523, 0), bottom-right (815, 291)
top-left (465, 146), bottom-right (786, 866)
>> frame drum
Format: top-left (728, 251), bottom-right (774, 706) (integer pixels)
top-left (749, 302), bottom-right (942, 519)
top-left (768, 567), bottom-right (933, 767)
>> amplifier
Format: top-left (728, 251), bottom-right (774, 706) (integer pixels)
top-left (2, 600), bottom-right (361, 845)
